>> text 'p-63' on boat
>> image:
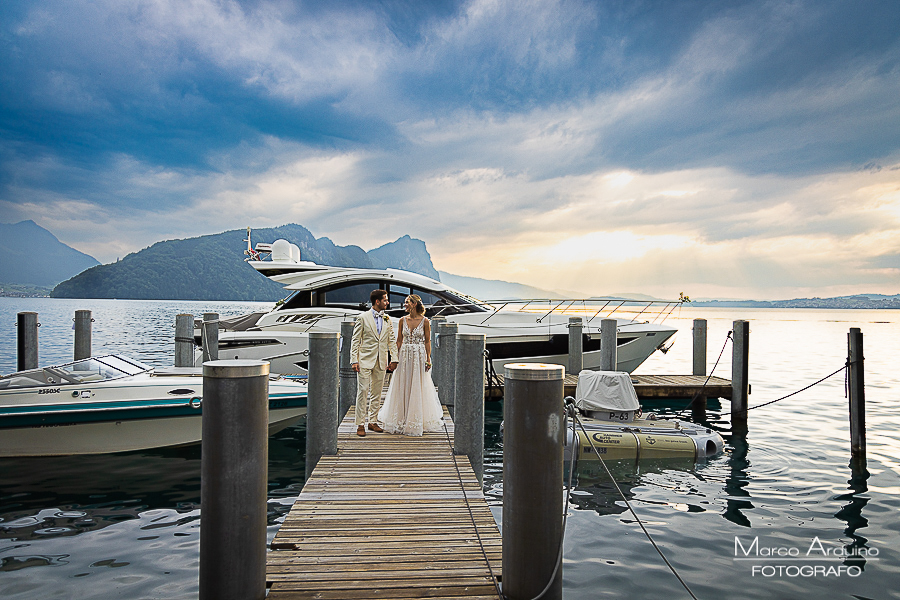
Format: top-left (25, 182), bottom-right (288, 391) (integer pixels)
top-left (0, 355), bottom-right (307, 457)
top-left (197, 230), bottom-right (683, 375)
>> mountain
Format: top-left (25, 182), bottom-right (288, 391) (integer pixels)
top-left (692, 295), bottom-right (900, 309)
top-left (52, 224), bottom-right (438, 301)
top-left (438, 271), bottom-right (561, 299)
top-left (0, 220), bottom-right (100, 287)
top-left (371, 236), bottom-right (439, 280)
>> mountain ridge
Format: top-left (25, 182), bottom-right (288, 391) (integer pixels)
top-left (52, 224), bottom-right (439, 301)
top-left (0, 220), bottom-right (100, 287)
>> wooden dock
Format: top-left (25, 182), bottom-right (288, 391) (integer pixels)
top-left (267, 407), bottom-right (502, 600)
top-left (485, 373), bottom-right (732, 400)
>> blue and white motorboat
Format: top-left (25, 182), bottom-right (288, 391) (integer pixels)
top-left (0, 355), bottom-right (307, 457)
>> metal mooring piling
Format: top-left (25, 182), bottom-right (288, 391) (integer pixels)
top-left (174, 314), bottom-right (194, 367)
top-left (454, 333), bottom-right (486, 485)
top-left (731, 320), bottom-right (750, 432)
top-left (199, 360), bottom-right (269, 600)
top-left (306, 332), bottom-right (339, 480)
top-left (339, 320), bottom-right (357, 419)
top-left (600, 318), bottom-right (617, 371)
top-left (503, 363), bottom-right (565, 600)
top-left (692, 318), bottom-right (708, 420)
top-left (16, 312), bottom-right (38, 371)
top-left (848, 327), bottom-right (866, 462)
top-left (568, 316), bottom-right (583, 375)
top-left (73, 310), bottom-right (92, 360)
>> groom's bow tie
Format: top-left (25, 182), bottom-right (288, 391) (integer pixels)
top-left (373, 310), bottom-right (385, 318)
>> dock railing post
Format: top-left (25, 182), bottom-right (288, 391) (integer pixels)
top-left (201, 313), bottom-right (219, 362)
top-left (568, 317), bottom-right (583, 376)
top-left (16, 312), bottom-right (38, 371)
top-left (200, 359), bottom-right (269, 600)
top-left (175, 314), bottom-right (195, 367)
top-left (731, 320), bottom-right (749, 432)
top-left (74, 310), bottom-right (92, 360)
top-left (306, 331), bottom-right (339, 480)
top-left (691, 318), bottom-right (708, 420)
top-left (503, 363), bottom-right (565, 600)
top-left (339, 320), bottom-right (357, 419)
top-left (436, 322), bottom-right (458, 416)
top-left (600, 318), bottom-right (617, 371)
top-left (455, 333), bottom-right (485, 485)
top-left (848, 327), bottom-right (866, 461)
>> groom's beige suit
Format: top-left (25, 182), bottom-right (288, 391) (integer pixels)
top-left (350, 309), bottom-right (395, 426)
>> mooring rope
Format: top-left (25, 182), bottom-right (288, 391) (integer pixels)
top-left (440, 407), bottom-right (578, 600)
top-left (676, 330), bottom-right (732, 416)
top-left (440, 420), bottom-right (505, 600)
top-left (572, 412), bottom-right (700, 600)
top-left (741, 361), bottom-right (851, 412)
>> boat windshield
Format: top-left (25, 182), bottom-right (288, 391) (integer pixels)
top-left (277, 279), bottom-right (489, 314)
top-left (0, 355), bottom-right (152, 389)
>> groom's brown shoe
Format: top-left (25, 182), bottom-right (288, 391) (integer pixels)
top-left (357, 425), bottom-right (366, 437)
top-left (368, 423), bottom-right (384, 433)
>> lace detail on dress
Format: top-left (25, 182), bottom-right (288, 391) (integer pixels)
top-left (377, 317), bottom-right (443, 436)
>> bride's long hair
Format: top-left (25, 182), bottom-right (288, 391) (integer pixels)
top-left (406, 294), bottom-right (426, 316)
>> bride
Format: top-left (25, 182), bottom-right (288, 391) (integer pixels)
top-left (378, 294), bottom-right (444, 435)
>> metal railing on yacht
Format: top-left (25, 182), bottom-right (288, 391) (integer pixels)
top-left (207, 297), bottom-right (685, 335)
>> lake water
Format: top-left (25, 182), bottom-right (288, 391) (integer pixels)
top-left (1, 298), bottom-right (899, 599)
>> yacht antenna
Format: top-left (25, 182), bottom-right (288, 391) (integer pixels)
top-left (244, 227), bottom-right (261, 261)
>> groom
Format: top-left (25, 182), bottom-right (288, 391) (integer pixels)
top-left (350, 289), bottom-right (398, 437)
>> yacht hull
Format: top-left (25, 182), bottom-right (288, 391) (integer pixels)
top-left (209, 322), bottom-right (675, 375)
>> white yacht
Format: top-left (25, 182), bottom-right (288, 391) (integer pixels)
top-left (199, 234), bottom-right (681, 375)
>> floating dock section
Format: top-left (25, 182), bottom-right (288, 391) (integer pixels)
top-left (267, 408), bottom-right (502, 599)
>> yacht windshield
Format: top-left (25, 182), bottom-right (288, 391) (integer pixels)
top-left (0, 355), bottom-right (151, 389)
top-left (275, 278), bottom-right (489, 314)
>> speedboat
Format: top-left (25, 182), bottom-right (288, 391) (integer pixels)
top-left (197, 233), bottom-right (681, 375)
top-left (0, 355), bottom-right (307, 457)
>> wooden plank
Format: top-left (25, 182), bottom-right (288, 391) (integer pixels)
top-left (267, 406), bottom-right (502, 600)
top-left (490, 372), bottom-right (731, 399)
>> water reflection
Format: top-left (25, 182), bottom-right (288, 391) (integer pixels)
top-left (833, 459), bottom-right (871, 569)
top-left (568, 457), bottom-right (698, 517)
top-left (723, 434), bottom-right (754, 527)
top-left (0, 420), bottom-right (307, 572)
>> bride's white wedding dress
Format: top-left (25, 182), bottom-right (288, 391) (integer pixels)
top-left (378, 317), bottom-right (443, 436)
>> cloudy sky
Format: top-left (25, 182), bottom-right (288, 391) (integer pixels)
top-left (2, 0), bottom-right (899, 299)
